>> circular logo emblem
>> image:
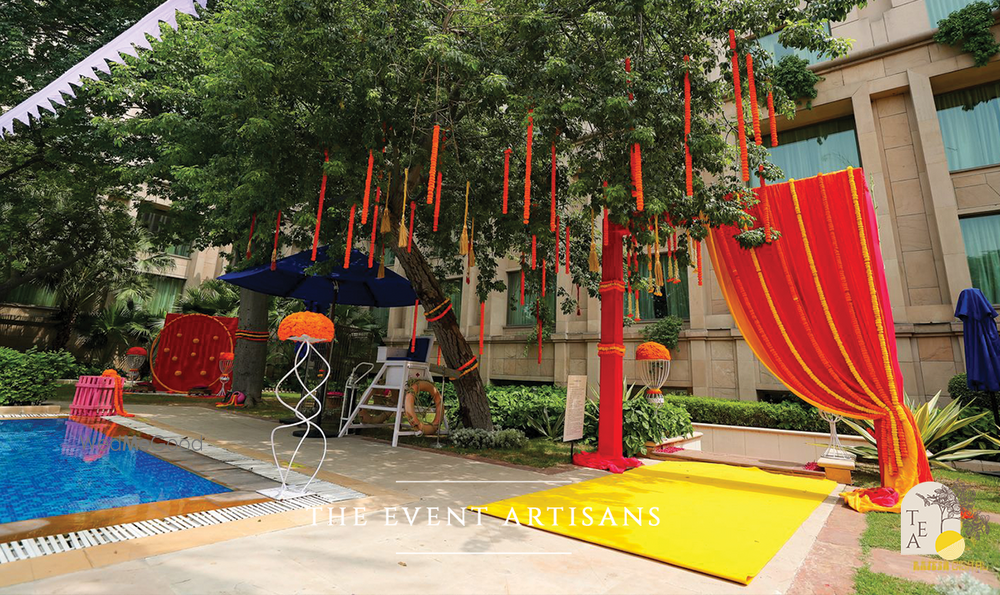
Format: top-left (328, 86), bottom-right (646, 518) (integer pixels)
top-left (935, 530), bottom-right (965, 561)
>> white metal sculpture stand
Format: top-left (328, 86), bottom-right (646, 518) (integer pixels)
top-left (259, 340), bottom-right (329, 500)
top-left (215, 357), bottom-right (234, 398)
top-left (819, 409), bottom-right (854, 461)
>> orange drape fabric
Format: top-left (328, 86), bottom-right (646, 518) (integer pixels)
top-left (705, 168), bottom-right (932, 512)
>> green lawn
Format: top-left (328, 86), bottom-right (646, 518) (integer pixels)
top-left (53, 384), bottom-right (302, 421)
top-left (854, 466), bottom-right (1000, 593)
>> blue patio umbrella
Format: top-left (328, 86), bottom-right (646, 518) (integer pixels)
top-left (955, 288), bottom-right (1000, 429)
top-left (217, 246), bottom-right (416, 308)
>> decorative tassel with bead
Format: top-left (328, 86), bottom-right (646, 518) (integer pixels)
top-left (410, 299), bottom-right (419, 352)
top-left (426, 125), bottom-right (440, 204)
top-left (397, 169), bottom-right (409, 248)
top-left (381, 170), bottom-right (392, 234)
top-left (312, 151), bottom-right (330, 261)
top-left (550, 143), bottom-right (557, 232)
top-left (524, 110), bottom-right (533, 225)
top-left (407, 201), bottom-right (416, 253)
top-left (270, 210), bottom-right (281, 271)
top-left (433, 171), bottom-right (442, 232)
top-left (730, 30), bottom-right (749, 182)
top-left (369, 189), bottom-right (380, 268)
top-left (746, 55), bottom-right (761, 146)
top-left (245, 212), bottom-right (256, 260)
top-left (344, 204), bottom-right (356, 268)
top-left (502, 148), bottom-right (511, 214)
top-left (479, 301), bottom-right (485, 355)
top-left (460, 180), bottom-right (470, 255)
top-left (362, 150), bottom-right (373, 224)
top-left (588, 209), bottom-right (599, 272)
top-left (531, 235), bottom-right (537, 270)
top-left (768, 86), bottom-right (778, 147)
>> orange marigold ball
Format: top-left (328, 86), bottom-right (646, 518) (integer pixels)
top-left (101, 369), bottom-right (119, 377)
top-left (278, 312), bottom-right (335, 343)
top-left (126, 346), bottom-right (147, 356)
top-left (219, 352), bottom-right (234, 361)
top-left (636, 342), bottom-right (671, 361)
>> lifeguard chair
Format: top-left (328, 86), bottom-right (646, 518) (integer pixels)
top-left (338, 337), bottom-right (449, 446)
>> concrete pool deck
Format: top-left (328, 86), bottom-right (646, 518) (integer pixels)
top-left (0, 404), bottom-right (845, 594)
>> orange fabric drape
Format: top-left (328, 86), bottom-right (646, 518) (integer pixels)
top-left (705, 168), bottom-right (932, 512)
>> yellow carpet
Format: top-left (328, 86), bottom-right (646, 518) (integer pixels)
top-left (474, 461), bottom-right (836, 585)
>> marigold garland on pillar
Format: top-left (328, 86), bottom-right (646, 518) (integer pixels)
top-left (312, 150), bottom-right (330, 262)
top-left (730, 29), bottom-right (749, 182)
top-left (523, 109), bottom-right (534, 225)
top-left (426, 125), bottom-right (440, 205)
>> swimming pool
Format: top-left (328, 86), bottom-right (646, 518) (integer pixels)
top-left (0, 418), bottom-right (230, 524)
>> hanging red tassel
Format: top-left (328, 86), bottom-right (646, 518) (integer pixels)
top-left (554, 215), bottom-right (560, 274)
top-left (369, 189), bottom-right (380, 269)
top-left (531, 235), bottom-right (537, 269)
top-left (426, 125), bottom-right (440, 205)
top-left (245, 212), bottom-right (256, 260)
top-left (362, 150), bottom-right (373, 225)
top-left (730, 30), bottom-right (749, 182)
top-left (433, 170), bottom-right (443, 232)
top-left (603, 196), bottom-right (609, 246)
top-left (746, 55), bottom-right (761, 146)
top-left (270, 210), bottom-right (281, 271)
top-left (767, 88), bottom-right (778, 147)
top-left (410, 299), bottom-right (420, 352)
top-left (625, 57), bottom-right (634, 102)
top-left (685, 143), bottom-right (694, 197)
top-left (343, 204), bottom-right (356, 268)
top-left (696, 239), bottom-right (703, 286)
top-left (407, 201), bottom-right (416, 253)
top-left (631, 144), bottom-right (645, 211)
top-left (684, 56), bottom-right (691, 137)
top-left (542, 261), bottom-right (547, 297)
top-left (479, 301), bottom-right (485, 355)
top-left (502, 148), bottom-right (511, 214)
top-left (520, 265), bottom-right (526, 306)
top-left (550, 143), bottom-right (557, 232)
top-left (524, 111), bottom-right (534, 225)
top-left (565, 224), bottom-right (571, 274)
top-left (312, 151), bottom-right (330, 261)
top-left (576, 285), bottom-right (581, 316)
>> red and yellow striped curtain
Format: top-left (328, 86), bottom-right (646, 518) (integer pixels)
top-left (706, 167), bottom-right (932, 512)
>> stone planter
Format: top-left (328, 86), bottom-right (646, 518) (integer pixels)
top-left (0, 405), bottom-right (61, 415)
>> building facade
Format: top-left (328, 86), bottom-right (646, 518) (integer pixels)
top-left (386, 0), bottom-right (1000, 401)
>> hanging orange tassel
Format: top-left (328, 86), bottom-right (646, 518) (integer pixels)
top-left (746, 55), bottom-right (761, 146)
top-left (768, 87), bottom-right (778, 147)
top-left (410, 299), bottom-right (420, 352)
top-left (245, 212), bottom-right (256, 260)
top-left (312, 151), bottom-right (330, 261)
top-left (542, 261), bottom-right (547, 297)
top-left (520, 263), bottom-right (526, 306)
top-left (426, 125), bottom-right (440, 205)
top-left (531, 235), bottom-right (537, 270)
top-left (270, 210), bottom-right (281, 271)
top-left (565, 224), bottom-right (571, 274)
top-left (407, 200), bottom-right (416, 253)
top-left (502, 148), bottom-right (511, 214)
top-left (696, 239), bottom-right (703, 286)
top-left (362, 150), bottom-right (374, 224)
top-left (433, 171), bottom-right (443, 232)
top-left (550, 143), bottom-right (557, 232)
top-left (523, 110), bottom-right (533, 225)
top-left (730, 30), bottom-right (749, 182)
top-left (343, 204), bottom-right (356, 268)
top-left (631, 143), bottom-right (645, 211)
top-left (369, 189), bottom-right (380, 268)
top-left (685, 143), bottom-right (693, 197)
top-left (479, 301), bottom-right (485, 355)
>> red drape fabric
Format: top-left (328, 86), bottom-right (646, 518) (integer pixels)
top-left (152, 313), bottom-right (238, 395)
top-left (705, 168), bottom-right (932, 512)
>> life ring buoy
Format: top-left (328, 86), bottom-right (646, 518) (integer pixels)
top-left (403, 380), bottom-right (444, 435)
top-left (359, 389), bottom-right (394, 424)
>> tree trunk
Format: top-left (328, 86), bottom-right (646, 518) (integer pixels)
top-left (233, 287), bottom-right (268, 407)
top-left (51, 303), bottom-right (79, 352)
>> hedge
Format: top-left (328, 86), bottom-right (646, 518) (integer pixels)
top-left (0, 347), bottom-right (78, 406)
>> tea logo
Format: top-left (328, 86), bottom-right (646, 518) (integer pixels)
top-left (901, 482), bottom-right (963, 556)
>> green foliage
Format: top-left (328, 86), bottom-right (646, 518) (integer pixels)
top-left (0, 347), bottom-right (77, 406)
top-left (526, 407), bottom-right (566, 440)
top-left (935, 0), bottom-right (1000, 68)
top-left (842, 392), bottom-right (1000, 468)
top-left (639, 315), bottom-right (684, 351)
top-left (664, 394), bottom-right (837, 433)
top-left (583, 383), bottom-right (694, 457)
top-left (948, 372), bottom-right (992, 405)
top-left (451, 428), bottom-right (527, 450)
top-left (443, 384), bottom-right (567, 436)
top-left (772, 55), bottom-right (821, 109)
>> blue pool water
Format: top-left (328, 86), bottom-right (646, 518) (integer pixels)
top-left (0, 419), bottom-right (230, 524)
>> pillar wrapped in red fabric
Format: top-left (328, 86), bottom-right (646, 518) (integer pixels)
top-left (704, 168), bottom-right (932, 512)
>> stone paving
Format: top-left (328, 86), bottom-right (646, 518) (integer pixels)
top-left (1, 404), bottom-right (852, 594)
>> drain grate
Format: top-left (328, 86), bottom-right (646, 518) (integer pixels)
top-left (0, 413), bottom-right (64, 419)
top-left (0, 494), bottom-right (336, 564)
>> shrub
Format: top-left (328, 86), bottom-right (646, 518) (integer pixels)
top-left (663, 394), bottom-right (839, 434)
top-left (0, 347), bottom-right (77, 406)
top-left (935, 0), bottom-right (1000, 68)
top-left (948, 373), bottom-right (991, 405)
top-left (639, 315), bottom-right (684, 351)
top-left (442, 383), bottom-right (567, 437)
top-left (772, 54), bottom-right (821, 109)
top-left (451, 427), bottom-right (527, 450)
top-left (583, 383), bottom-right (694, 457)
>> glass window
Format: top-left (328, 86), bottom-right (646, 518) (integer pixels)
top-left (146, 275), bottom-right (185, 314)
top-left (506, 271), bottom-right (555, 326)
top-left (927, 0), bottom-right (980, 27)
top-left (757, 116), bottom-right (861, 186)
top-left (444, 278), bottom-right (463, 325)
top-left (139, 208), bottom-right (193, 258)
top-left (637, 268), bottom-right (690, 320)
top-left (757, 23), bottom-right (831, 66)
top-left (5, 283), bottom-right (57, 307)
top-left (959, 213), bottom-right (1000, 304)
top-left (935, 82), bottom-right (1000, 172)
